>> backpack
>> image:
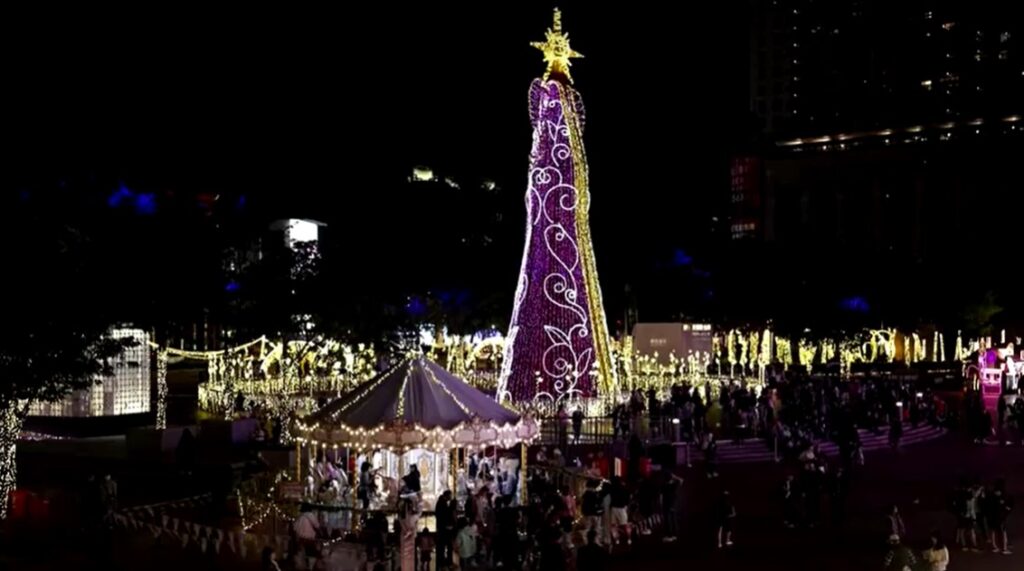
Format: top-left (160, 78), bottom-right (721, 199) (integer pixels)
top-left (581, 490), bottom-right (602, 516)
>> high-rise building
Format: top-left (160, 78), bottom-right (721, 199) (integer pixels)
top-left (731, 1), bottom-right (1022, 318)
top-left (750, 1), bottom-right (1021, 136)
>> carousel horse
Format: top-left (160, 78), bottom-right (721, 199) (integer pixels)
top-left (455, 469), bottom-right (470, 505)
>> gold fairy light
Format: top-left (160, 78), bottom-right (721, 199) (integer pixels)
top-left (531, 8), bottom-right (583, 83)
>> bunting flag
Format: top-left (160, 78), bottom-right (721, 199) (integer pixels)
top-left (111, 497), bottom-right (252, 560)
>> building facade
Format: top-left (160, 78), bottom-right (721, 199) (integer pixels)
top-left (750, 0), bottom-right (1020, 137)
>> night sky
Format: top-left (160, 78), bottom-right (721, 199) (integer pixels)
top-left (8, 3), bottom-right (747, 231)
top-left (6, 4), bottom-right (748, 326)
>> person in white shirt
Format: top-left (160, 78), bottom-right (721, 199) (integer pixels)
top-left (922, 533), bottom-right (950, 571)
top-left (293, 509), bottom-right (321, 569)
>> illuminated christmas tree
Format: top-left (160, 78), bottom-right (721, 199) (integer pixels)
top-left (497, 9), bottom-right (616, 406)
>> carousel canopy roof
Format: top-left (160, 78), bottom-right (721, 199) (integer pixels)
top-left (305, 357), bottom-right (520, 430)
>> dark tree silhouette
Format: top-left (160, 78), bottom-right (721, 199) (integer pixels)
top-left (0, 216), bottom-right (126, 518)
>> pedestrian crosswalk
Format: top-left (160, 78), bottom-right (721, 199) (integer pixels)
top-left (710, 424), bottom-right (945, 464)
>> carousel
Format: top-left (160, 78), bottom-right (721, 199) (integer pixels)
top-left (294, 356), bottom-right (539, 511)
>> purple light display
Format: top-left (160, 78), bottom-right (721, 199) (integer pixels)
top-left (497, 78), bottom-right (616, 406)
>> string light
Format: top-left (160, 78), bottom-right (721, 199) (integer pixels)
top-left (155, 350), bottom-right (168, 429)
top-left (237, 471), bottom-right (293, 531)
top-left (394, 363), bottom-right (412, 419)
top-left (0, 405), bottom-right (21, 520)
top-left (148, 336), bottom-right (269, 360)
top-left (423, 361), bottom-right (471, 416)
top-left (530, 8), bottom-right (584, 84)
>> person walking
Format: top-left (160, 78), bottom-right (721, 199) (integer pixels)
top-left (556, 404), bottom-right (569, 449)
top-left (435, 490), bottom-right (456, 569)
top-left (888, 413), bottom-right (903, 450)
top-left (571, 408), bottom-right (584, 444)
top-left (100, 473), bottom-right (118, 525)
top-left (608, 477), bottom-right (631, 546)
top-left (984, 479), bottom-right (1013, 555)
top-left (829, 467), bottom-right (848, 529)
top-left (951, 480), bottom-right (976, 551)
top-left (781, 474), bottom-right (799, 528)
top-left (661, 473), bottom-right (682, 543)
top-left (580, 479), bottom-right (604, 544)
top-left (886, 505), bottom-right (906, 540)
top-left (704, 434), bottom-right (719, 479)
top-left (455, 517), bottom-right (480, 569)
top-left (715, 489), bottom-right (736, 549)
top-left (997, 396), bottom-right (1008, 445)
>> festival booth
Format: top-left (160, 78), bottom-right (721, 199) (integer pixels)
top-left (295, 357), bottom-right (539, 510)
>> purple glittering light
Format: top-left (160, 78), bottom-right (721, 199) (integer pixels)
top-left (498, 79), bottom-right (610, 405)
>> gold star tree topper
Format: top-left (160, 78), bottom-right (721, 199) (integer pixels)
top-left (531, 8), bottom-right (583, 83)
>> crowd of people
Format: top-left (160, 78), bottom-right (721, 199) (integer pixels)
top-left (950, 477), bottom-right (1015, 555)
top-left (250, 370), bottom-right (1024, 570)
top-left (967, 391), bottom-right (1024, 445)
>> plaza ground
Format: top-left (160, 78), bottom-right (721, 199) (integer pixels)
top-left (3, 431), bottom-right (1022, 570)
top-left (623, 434), bottom-right (1024, 570)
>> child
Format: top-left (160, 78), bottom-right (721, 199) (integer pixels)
top-left (417, 527), bottom-right (434, 571)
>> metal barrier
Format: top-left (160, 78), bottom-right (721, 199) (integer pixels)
top-left (537, 416), bottom-right (615, 446)
top-left (537, 412), bottom-right (776, 447)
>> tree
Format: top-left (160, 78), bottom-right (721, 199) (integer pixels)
top-left (961, 291), bottom-right (1003, 338)
top-left (0, 217), bottom-right (125, 518)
